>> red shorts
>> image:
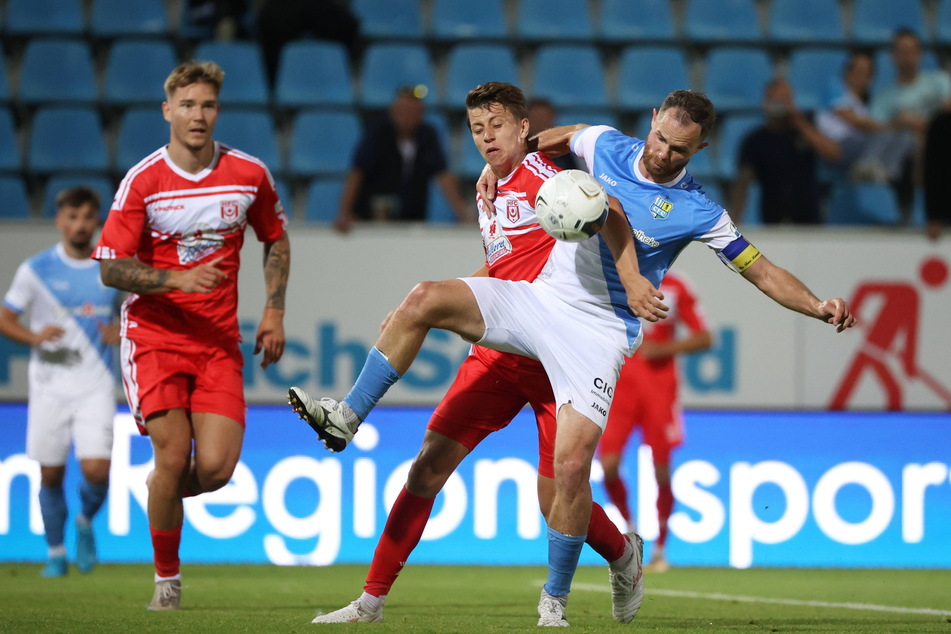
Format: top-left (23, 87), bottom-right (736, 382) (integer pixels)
top-left (598, 358), bottom-right (683, 464)
top-left (429, 348), bottom-right (557, 479)
top-left (120, 338), bottom-right (246, 434)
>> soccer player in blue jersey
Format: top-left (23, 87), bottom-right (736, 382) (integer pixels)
top-left (0, 186), bottom-right (122, 577)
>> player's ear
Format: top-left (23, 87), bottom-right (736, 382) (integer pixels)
top-left (162, 101), bottom-right (171, 123)
top-left (519, 117), bottom-right (530, 140)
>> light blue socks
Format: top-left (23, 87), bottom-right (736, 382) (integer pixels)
top-left (343, 347), bottom-right (403, 421)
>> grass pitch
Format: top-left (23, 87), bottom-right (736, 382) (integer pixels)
top-left (1, 563), bottom-right (949, 632)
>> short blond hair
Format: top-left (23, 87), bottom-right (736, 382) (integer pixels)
top-left (164, 61), bottom-right (225, 100)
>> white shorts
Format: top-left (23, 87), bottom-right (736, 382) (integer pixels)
top-left (26, 385), bottom-right (116, 465)
top-left (462, 277), bottom-right (641, 430)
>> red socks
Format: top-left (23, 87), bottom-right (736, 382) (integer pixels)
top-left (656, 482), bottom-right (674, 547)
top-left (364, 487), bottom-right (435, 597)
top-left (585, 502), bottom-right (627, 563)
top-left (150, 526), bottom-right (182, 578)
top-left (603, 476), bottom-right (632, 525)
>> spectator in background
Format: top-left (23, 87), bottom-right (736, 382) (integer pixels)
top-left (870, 28), bottom-right (951, 220)
top-left (0, 186), bottom-right (121, 578)
top-left (185, 0), bottom-right (250, 39)
top-left (923, 108), bottom-right (951, 240)
top-left (527, 98), bottom-right (582, 171)
top-left (598, 270), bottom-right (712, 573)
top-left (256, 0), bottom-right (361, 88)
top-left (334, 86), bottom-right (473, 233)
top-left (731, 78), bottom-right (841, 224)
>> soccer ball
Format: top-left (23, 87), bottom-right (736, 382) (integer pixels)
top-left (534, 169), bottom-right (610, 242)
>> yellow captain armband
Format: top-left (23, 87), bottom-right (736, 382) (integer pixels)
top-left (718, 236), bottom-right (762, 273)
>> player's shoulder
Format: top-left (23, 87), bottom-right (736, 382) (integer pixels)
top-left (217, 143), bottom-right (273, 176)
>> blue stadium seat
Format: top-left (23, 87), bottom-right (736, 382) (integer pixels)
top-left (288, 111), bottom-right (360, 177)
top-left (41, 174), bottom-right (116, 217)
top-left (427, 181), bottom-right (461, 224)
top-left (0, 65), bottom-right (10, 103)
top-left (826, 182), bottom-right (901, 225)
top-left (18, 38), bottom-right (98, 106)
top-left (4, 0), bottom-right (84, 37)
top-left (516, 0), bottom-right (593, 41)
top-left (687, 146), bottom-right (717, 181)
top-left (304, 178), bottom-right (344, 223)
top-left (617, 47), bottom-right (691, 112)
top-left (532, 45), bottom-right (607, 109)
top-left (787, 48), bottom-right (848, 112)
top-left (715, 112), bottom-right (763, 179)
top-left (213, 109), bottom-right (282, 173)
top-left (90, 0), bottom-right (169, 38)
top-left (683, 0), bottom-right (761, 43)
top-left (0, 109), bottom-right (20, 173)
top-left (598, 0), bottom-right (676, 43)
top-left (359, 44), bottom-right (434, 109)
top-left (114, 106), bottom-right (168, 171)
top-left (872, 48), bottom-right (941, 96)
top-left (738, 182), bottom-right (763, 225)
top-left (102, 39), bottom-right (177, 107)
top-left (194, 41), bottom-right (269, 107)
top-left (275, 41), bottom-right (353, 109)
top-left (0, 176), bottom-right (31, 219)
top-left (442, 44), bottom-right (518, 108)
top-left (703, 47), bottom-right (773, 113)
top-left (457, 122), bottom-right (488, 179)
top-left (937, 0), bottom-right (951, 45)
top-left (850, 0), bottom-right (925, 46)
top-left (352, 0), bottom-right (422, 39)
top-left (555, 108), bottom-right (620, 129)
top-left (27, 107), bottom-right (109, 173)
top-left (430, 0), bottom-right (506, 41)
top-left (767, 0), bottom-right (844, 44)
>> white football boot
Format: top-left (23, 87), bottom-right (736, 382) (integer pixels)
top-left (288, 387), bottom-right (361, 453)
top-left (609, 532), bottom-right (645, 623)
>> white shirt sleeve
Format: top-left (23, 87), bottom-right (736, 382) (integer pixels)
top-left (570, 125), bottom-right (616, 174)
top-left (3, 262), bottom-right (34, 314)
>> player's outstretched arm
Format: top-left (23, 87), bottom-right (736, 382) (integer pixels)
top-left (255, 231), bottom-right (290, 369)
top-left (602, 195), bottom-right (668, 322)
top-left (741, 255), bottom-right (857, 332)
top-left (528, 123), bottom-right (589, 157)
top-left (99, 256), bottom-right (228, 294)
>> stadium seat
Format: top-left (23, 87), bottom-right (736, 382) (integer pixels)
top-left (937, 0), bottom-right (951, 45)
top-left (288, 111), bottom-right (360, 177)
top-left (303, 178), bottom-right (344, 223)
top-left (18, 38), bottom-right (98, 106)
top-left (702, 47), bottom-right (773, 113)
top-left (40, 174), bottom-right (116, 217)
top-left (213, 109), bottom-right (282, 173)
top-left (457, 122), bottom-right (489, 179)
top-left (102, 39), bottom-right (177, 107)
top-left (850, 0), bottom-right (926, 45)
top-left (531, 45), bottom-right (607, 109)
top-left (0, 109), bottom-right (20, 173)
top-left (736, 182), bottom-right (763, 225)
top-left (27, 107), bottom-right (109, 174)
top-left (442, 44), bottom-right (518, 108)
top-left (767, 0), bottom-right (844, 45)
top-left (686, 146), bottom-right (717, 181)
top-left (4, 0), bottom-right (84, 37)
top-left (359, 44), bottom-right (435, 109)
top-left (274, 41), bottom-right (353, 109)
top-left (715, 112), bottom-right (763, 180)
top-left (426, 180), bottom-right (461, 224)
top-left (617, 47), bottom-right (691, 112)
top-left (786, 48), bottom-right (848, 112)
top-left (352, 0), bottom-right (422, 39)
top-left (0, 176), bottom-right (31, 219)
top-left (0, 66), bottom-right (10, 104)
top-left (682, 0), bottom-right (761, 43)
top-left (515, 0), bottom-right (593, 41)
top-left (826, 182), bottom-right (901, 225)
top-left (554, 108), bottom-right (620, 129)
top-left (598, 0), bottom-right (676, 43)
top-left (430, 0), bottom-right (507, 41)
top-left (114, 106), bottom-right (168, 171)
top-left (90, 0), bottom-right (169, 38)
top-left (194, 41), bottom-right (269, 107)
top-left (871, 48), bottom-right (941, 96)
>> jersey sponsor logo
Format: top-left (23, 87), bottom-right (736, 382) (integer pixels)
top-left (631, 227), bottom-right (660, 248)
top-left (650, 196), bottom-right (673, 220)
top-left (485, 234), bottom-right (513, 266)
top-left (178, 222), bottom-right (225, 264)
top-left (152, 204), bottom-right (186, 213)
top-left (598, 173), bottom-right (618, 187)
top-left (220, 200), bottom-right (240, 222)
top-left (593, 376), bottom-right (614, 398)
top-left (506, 197), bottom-right (520, 223)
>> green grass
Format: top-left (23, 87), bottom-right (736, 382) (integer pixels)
top-left (1, 563), bottom-right (950, 632)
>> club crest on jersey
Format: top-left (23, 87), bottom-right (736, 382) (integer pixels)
top-left (650, 196), bottom-right (674, 219)
top-left (220, 200), bottom-right (240, 222)
top-left (506, 197), bottom-right (520, 223)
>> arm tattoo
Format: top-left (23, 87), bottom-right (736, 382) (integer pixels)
top-left (263, 233), bottom-right (290, 311)
top-left (100, 258), bottom-right (173, 294)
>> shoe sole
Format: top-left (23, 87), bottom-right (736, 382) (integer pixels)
top-left (287, 389), bottom-right (348, 453)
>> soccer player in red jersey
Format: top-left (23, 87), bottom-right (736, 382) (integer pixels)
top-left (93, 61), bottom-right (290, 610)
top-left (599, 271), bottom-right (712, 573)
top-left (302, 82), bottom-right (645, 626)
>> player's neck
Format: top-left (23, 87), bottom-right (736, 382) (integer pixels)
top-left (61, 241), bottom-right (93, 260)
top-left (167, 141), bottom-right (215, 174)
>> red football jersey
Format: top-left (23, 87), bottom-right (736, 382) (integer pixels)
top-left (94, 143), bottom-right (288, 348)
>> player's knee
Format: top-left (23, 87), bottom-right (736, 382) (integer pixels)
top-left (406, 457), bottom-right (450, 497)
top-left (401, 281), bottom-right (445, 325)
top-left (554, 454), bottom-right (591, 490)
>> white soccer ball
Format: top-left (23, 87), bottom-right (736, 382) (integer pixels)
top-left (534, 169), bottom-right (610, 242)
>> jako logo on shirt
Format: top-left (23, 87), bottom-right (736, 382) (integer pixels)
top-left (599, 173), bottom-right (618, 187)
